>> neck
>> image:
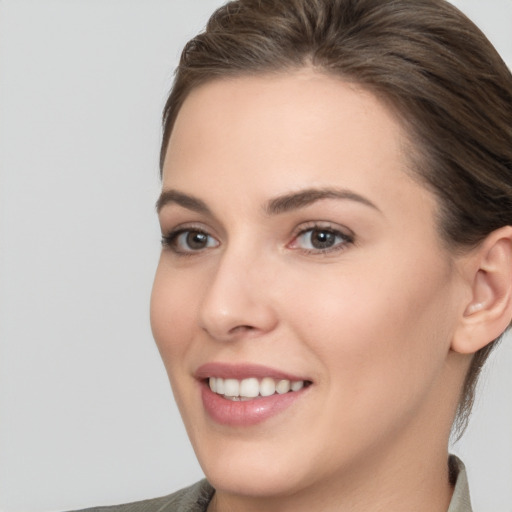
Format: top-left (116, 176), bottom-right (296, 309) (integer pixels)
top-left (209, 446), bottom-right (454, 512)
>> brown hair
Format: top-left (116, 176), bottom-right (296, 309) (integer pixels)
top-left (160, 0), bottom-right (512, 434)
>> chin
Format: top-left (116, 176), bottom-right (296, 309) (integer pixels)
top-left (186, 424), bottom-right (300, 493)
top-left (201, 454), bottom-right (309, 498)
top-left (191, 425), bottom-right (349, 502)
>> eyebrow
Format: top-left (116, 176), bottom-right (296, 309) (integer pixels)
top-left (265, 187), bottom-right (381, 215)
top-left (156, 189), bottom-right (212, 215)
top-left (156, 187), bottom-right (380, 216)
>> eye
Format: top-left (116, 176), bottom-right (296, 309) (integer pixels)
top-left (162, 229), bottom-right (220, 254)
top-left (290, 225), bottom-right (353, 254)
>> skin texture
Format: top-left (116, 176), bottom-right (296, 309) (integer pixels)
top-left (151, 70), bottom-right (485, 512)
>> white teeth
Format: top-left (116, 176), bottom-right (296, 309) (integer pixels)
top-left (208, 376), bottom-right (306, 399)
top-left (239, 377), bottom-right (259, 398)
top-left (223, 378), bottom-right (239, 397)
top-left (291, 380), bottom-right (304, 392)
top-left (259, 377), bottom-right (276, 397)
top-left (216, 378), bottom-right (225, 395)
top-left (276, 379), bottom-right (291, 394)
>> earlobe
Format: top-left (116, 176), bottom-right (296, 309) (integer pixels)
top-left (452, 226), bottom-right (512, 355)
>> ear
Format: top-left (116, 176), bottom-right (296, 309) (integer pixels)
top-left (452, 226), bottom-right (512, 355)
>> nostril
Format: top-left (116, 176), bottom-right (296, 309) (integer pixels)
top-left (230, 325), bottom-right (255, 334)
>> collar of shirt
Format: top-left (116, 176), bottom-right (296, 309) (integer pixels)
top-left (447, 455), bottom-right (473, 512)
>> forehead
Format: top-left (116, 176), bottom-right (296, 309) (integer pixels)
top-left (166, 70), bottom-right (404, 164)
top-left (162, 70), bottom-right (433, 221)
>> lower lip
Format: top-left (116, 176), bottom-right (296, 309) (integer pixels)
top-left (200, 382), bottom-right (308, 426)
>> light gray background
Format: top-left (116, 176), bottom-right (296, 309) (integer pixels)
top-left (0, 1), bottom-right (511, 511)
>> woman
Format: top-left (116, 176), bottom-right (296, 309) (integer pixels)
top-left (76, 0), bottom-right (512, 510)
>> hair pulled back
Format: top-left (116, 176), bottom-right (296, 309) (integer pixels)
top-left (161, 0), bottom-right (512, 434)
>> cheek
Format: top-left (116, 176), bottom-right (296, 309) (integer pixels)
top-left (150, 261), bottom-right (199, 370)
top-left (286, 255), bottom-right (457, 411)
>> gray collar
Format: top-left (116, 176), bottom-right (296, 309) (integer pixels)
top-left (447, 455), bottom-right (473, 512)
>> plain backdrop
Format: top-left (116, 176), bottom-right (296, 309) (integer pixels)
top-left (0, 1), bottom-right (511, 511)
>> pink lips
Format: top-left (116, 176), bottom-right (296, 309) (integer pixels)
top-left (196, 363), bottom-right (310, 427)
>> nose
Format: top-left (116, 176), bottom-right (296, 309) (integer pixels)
top-left (198, 250), bottom-right (278, 342)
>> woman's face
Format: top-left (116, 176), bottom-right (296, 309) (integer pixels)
top-left (151, 71), bottom-right (467, 498)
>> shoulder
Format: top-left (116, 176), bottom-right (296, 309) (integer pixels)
top-left (68, 480), bottom-right (214, 512)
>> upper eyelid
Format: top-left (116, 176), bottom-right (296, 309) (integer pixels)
top-left (163, 226), bottom-right (218, 242)
top-left (292, 220), bottom-right (354, 237)
top-left (159, 216), bottom-right (225, 240)
top-left (162, 221), bottom-right (218, 237)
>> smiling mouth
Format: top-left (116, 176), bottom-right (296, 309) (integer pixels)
top-left (208, 377), bottom-right (312, 401)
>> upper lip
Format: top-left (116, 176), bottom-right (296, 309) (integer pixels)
top-left (195, 362), bottom-right (310, 382)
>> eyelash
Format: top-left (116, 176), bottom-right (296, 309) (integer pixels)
top-left (289, 223), bottom-right (354, 255)
top-left (161, 223), bottom-right (354, 256)
top-left (161, 226), bottom-right (219, 256)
